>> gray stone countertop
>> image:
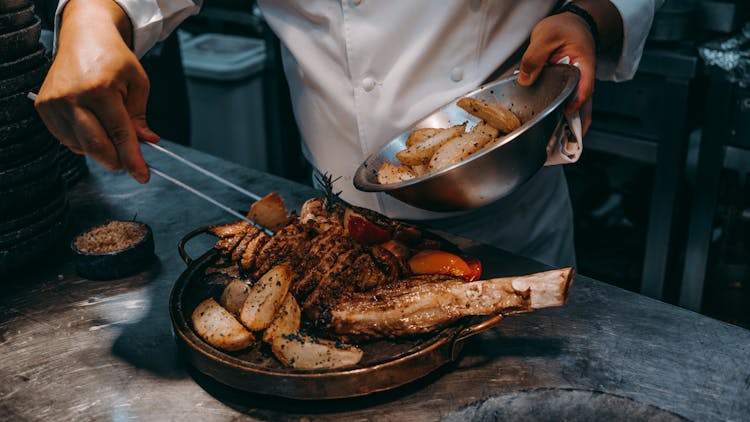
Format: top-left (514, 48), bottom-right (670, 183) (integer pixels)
top-left (1, 142), bottom-right (748, 421)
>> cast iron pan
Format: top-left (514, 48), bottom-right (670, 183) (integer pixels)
top-left (0, 207), bottom-right (68, 275)
top-left (0, 141), bottom-right (58, 187)
top-left (0, 129), bottom-right (53, 165)
top-left (0, 44), bottom-right (45, 79)
top-left (0, 170), bottom-right (62, 217)
top-left (0, 4), bottom-right (34, 33)
top-left (0, 0), bottom-right (31, 14)
top-left (0, 15), bottom-right (40, 61)
top-left (0, 113), bottom-right (43, 144)
top-left (0, 186), bottom-right (66, 234)
top-left (0, 57), bottom-right (48, 97)
top-left (0, 83), bottom-right (39, 125)
top-left (61, 162), bottom-right (89, 188)
top-left (170, 226), bottom-right (505, 400)
top-left (0, 199), bottom-right (68, 249)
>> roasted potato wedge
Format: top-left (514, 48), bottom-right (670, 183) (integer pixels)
top-left (219, 279), bottom-right (251, 315)
top-left (270, 333), bottom-right (363, 370)
top-left (395, 122), bottom-right (466, 165)
top-left (248, 192), bottom-right (291, 232)
top-left (239, 264), bottom-right (292, 331)
top-left (428, 122), bottom-right (499, 171)
top-left (405, 127), bottom-right (443, 148)
top-left (457, 97), bottom-right (520, 134)
top-left (376, 162), bottom-right (417, 184)
top-left (410, 164), bottom-right (429, 176)
top-left (262, 293), bottom-right (301, 343)
top-left (192, 298), bottom-right (255, 352)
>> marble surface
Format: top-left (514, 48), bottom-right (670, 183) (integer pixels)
top-left (1, 142), bottom-right (749, 421)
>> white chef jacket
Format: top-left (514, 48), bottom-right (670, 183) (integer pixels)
top-left (53, 0), bottom-right (662, 265)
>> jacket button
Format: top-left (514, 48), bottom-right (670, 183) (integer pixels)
top-left (363, 77), bottom-right (376, 92)
top-left (451, 67), bottom-right (464, 82)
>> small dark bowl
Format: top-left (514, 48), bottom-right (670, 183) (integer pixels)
top-left (0, 4), bottom-right (35, 33)
top-left (71, 221), bottom-right (156, 280)
top-left (0, 16), bottom-right (41, 61)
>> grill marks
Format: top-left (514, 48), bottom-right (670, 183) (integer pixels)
top-left (211, 198), bottom-right (412, 325)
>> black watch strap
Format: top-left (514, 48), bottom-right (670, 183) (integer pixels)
top-left (557, 3), bottom-right (601, 53)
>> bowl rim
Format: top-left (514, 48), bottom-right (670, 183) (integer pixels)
top-left (354, 63), bottom-right (580, 193)
top-left (70, 220), bottom-right (153, 257)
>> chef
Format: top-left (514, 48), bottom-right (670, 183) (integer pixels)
top-left (35, 0), bottom-right (661, 267)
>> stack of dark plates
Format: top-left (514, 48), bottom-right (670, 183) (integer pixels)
top-left (0, 1), bottom-right (71, 274)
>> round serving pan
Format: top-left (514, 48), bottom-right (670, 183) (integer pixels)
top-left (0, 141), bottom-right (58, 186)
top-left (354, 64), bottom-right (579, 212)
top-left (0, 186), bottom-right (66, 234)
top-left (0, 4), bottom-right (35, 33)
top-left (0, 113), bottom-right (43, 144)
top-left (0, 129), bottom-right (54, 165)
top-left (0, 16), bottom-right (41, 60)
top-left (0, 198), bottom-right (67, 249)
top-left (0, 0), bottom-right (31, 14)
top-left (0, 207), bottom-right (68, 275)
top-left (0, 84), bottom-right (40, 125)
top-left (0, 57), bottom-right (48, 98)
top-left (0, 170), bottom-right (62, 217)
top-left (0, 44), bottom-right (45, 80)
top-left (170, 226), bottom-right (504, 400)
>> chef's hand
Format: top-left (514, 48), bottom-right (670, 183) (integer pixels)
top-left (517, 0), bottom-right (623, 135)
top-left (35, 0), bottom-right (159, 184)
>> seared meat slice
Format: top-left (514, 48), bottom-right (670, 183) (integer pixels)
top-left (369, 245), bottom-right (409, 282)
top-left (327, 267), bottom-right (574, 340)
top-left (208, 221), bottom-right (250, 238)
top-left (350, 252), bottom-right (388, 292)
top-left (239, 232), bottom-right (270, 271)
top-left (252, 223), bottom-right (310, 278)
top-left (292, 234), bottom-right (351, 299)
top-left (302, 248), bottom-right (362, 322)
top-left (231, 226), bottom-right (261, 262)
top-left (215, 233), bottom-right (247, 257)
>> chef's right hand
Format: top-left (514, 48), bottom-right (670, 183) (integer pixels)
top-left (35, 0), bottom-right (159, 184)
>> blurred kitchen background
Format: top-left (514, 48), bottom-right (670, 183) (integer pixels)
top-left (32, 0), bottom-right (750, 328)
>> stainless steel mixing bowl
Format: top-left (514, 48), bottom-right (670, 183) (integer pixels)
top-left (353, 64), bottom-right (580, 212)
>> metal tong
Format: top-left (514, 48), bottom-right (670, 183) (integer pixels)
top-left (144, 143), bottom-right (273, 236)
top-left (26, 91), bottom-right (271, 234)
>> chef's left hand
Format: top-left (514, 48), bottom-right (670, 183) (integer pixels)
top-left (517, 0), bottom-right (623, 135)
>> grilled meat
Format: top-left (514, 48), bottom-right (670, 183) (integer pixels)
top-left (327, 267), bottom-right (574, 340)
top-left (208, 195), bottom-right (573, 343)
top-left (252, 222), bottom-right (309, 279)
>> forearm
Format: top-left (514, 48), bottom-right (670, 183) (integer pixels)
top-left (59, 0), bottom-right (133, 50)
top-left (55, 0), bottom-right (202, 58)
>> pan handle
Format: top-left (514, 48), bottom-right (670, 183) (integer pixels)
top-left (177, 225), bottom-right (215, 266)
top-left (449, 314), bottom-right (504, 361)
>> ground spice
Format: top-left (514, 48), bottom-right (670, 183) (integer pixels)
top-left (75, 221), bottom-right (146, 254)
